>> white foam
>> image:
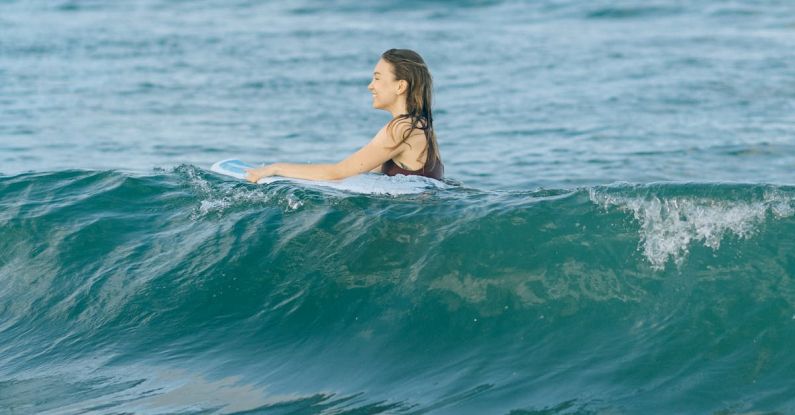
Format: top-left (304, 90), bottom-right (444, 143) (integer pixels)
top-left (589, 188), bottom-right (794, 269)
top-left (181, 166), bottom-right (304, 218)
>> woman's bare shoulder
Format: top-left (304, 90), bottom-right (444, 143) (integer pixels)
top-left (389, 117), bottom-right (428, 129)
top-left (386, 117), bottom-right (426, 143)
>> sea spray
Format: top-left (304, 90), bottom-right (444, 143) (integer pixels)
top-left (589, 184), bottom-right (795, 269)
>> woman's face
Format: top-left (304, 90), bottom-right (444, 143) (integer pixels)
top-left (368, 59), bottom-right (403, 111)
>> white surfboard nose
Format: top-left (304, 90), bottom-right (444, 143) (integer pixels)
top-left (211, 158), bottom-right (255, 180)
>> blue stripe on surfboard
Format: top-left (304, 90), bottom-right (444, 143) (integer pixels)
top-left (210, 158), bottom-right (255, 180)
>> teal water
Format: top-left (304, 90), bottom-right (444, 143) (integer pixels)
top-left (3, 0), bottom-right (795, 188)
top-left (2, 169), bottom-right (794, 414)
top-left (2, 0), bottom-right (795, 414)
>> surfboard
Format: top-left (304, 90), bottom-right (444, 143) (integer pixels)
top-left (210, 158), bottom-right (446, 195)
top-left (211, 158), bottom-right (330, 186)
top-left (210, 158), bottom-right (256, 181)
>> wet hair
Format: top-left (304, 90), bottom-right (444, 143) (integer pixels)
top-left (381, 49), bottom-right (442, 169)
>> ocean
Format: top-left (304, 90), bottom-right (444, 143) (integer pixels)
top-left (2, 1), bottom-right (795, 414)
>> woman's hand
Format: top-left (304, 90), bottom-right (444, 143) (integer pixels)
top-left (244, 164), bottom-right (278, 183)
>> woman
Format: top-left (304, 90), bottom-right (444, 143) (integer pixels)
top-left (245, 49), bottom-right (444, 183)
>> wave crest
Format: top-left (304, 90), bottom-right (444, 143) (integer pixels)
top-left (589, 184), bottom-right (794, 269)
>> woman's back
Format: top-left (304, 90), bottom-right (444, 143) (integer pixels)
top-left (382, 127), bottom-right (444, 179)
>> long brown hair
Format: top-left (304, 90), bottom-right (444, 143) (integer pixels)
top-left (381, 49), bottom-right (442, 169)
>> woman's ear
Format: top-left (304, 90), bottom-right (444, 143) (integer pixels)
top-left (396, 79), bottom-right (408, 95)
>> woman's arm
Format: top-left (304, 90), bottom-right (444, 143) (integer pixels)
top-left (246, 125), bottom-right (403, 182)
